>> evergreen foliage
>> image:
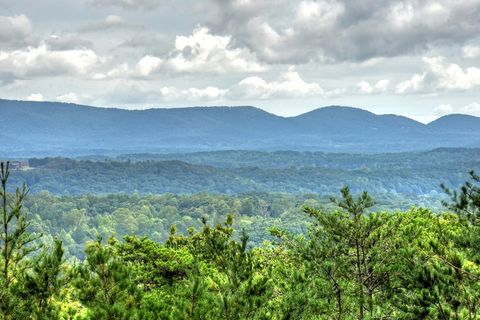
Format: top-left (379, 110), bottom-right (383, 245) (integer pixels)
top-left (72, 238), bottom-right (143, 320)
top-left (1, 162), bottom-right (64, 320)
top-left (2, 159), bottom-right (480, 319)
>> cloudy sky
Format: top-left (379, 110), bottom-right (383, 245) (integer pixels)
top-left (1, 0), bottom-right (480, 122)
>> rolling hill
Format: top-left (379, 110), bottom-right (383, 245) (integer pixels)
top-left (1, 99), bottom-right (480, 156)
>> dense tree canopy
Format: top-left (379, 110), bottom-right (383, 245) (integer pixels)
top-left (8, 149), bottom-right (478, 196)
top-left (2, 160), bottom-right (480, 319)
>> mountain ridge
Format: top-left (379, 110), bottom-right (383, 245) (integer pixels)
top-left (2, 98), bottom-right (479, 123)
top-left (1, 99), bottom-right (479, 156)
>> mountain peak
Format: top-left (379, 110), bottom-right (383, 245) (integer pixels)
top-left (297, 105), bottom-right (374, 117)
top-left (428, 113), bottom-right (480, 132)
top-left (430, 113), bottom-right (480, 122)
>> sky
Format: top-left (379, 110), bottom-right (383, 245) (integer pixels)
top-left (1, 0), bottom-right (480, 123)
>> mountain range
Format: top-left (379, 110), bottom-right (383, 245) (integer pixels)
top-left (1, 99), bottom-right (480, 156)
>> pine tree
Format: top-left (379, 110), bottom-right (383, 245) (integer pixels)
top-left (442, 170), bottom-right (480, 223)
top-left (166, 216), bottom-right (273, 320)
top-left (276, 187), bottom-right (396, 319)
top-left (115, 235), bottom-right (201, 319)
top-left (21, 239), bottom-right (65, 319)
top-left (0, 161), bottom-right (40, 318)
top-left (72, 238), bottom-right (142, 320)
top-left (0, 161), bottom-right (64, 319)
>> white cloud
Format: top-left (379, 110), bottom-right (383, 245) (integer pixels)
top-left (0, 14), bottom-right (31, 36)
top-left (463, 45), bottom-right (480, 59)
top-left (357, 79), bottom-right (390, 94)
top-left (434, 104), bottom-right (453, 115)
top-left (461, 102), bottom-right (480, 117)
top-left (104, 14), bottom-right (124, 25)
top-left (105, 67), bottom-right (326, 103)
top-left (395, 74), bottom-right (426, 94)
top-left (92, 63), bottom-right (130, 80)
top-left (181, 87), bottom-right (226, 100)
top-left (0, 14), bottom-right (34, 48)
top-left (135, 56), bottom-right (162, 77)
top-left (396, 56), bottom-right (480, 94)
top-left (323, 88), bottom-right (347, 98)
top-left (295, 0), bottom-right (345, 29)
top-left (56, 92), bottom-right (80, 104)
top-left (0, 45), bottom-right (100, 80)
top-left (105, 82), bottom-right (227, 104)
top-left (25, 93), bottom-right (44, 101)
top-left (389, 2), bottom-right (414, 28)
top-left (424, 56), bottom-right (480, 91)
top-left (155, 86), bottom-right (227, 101)
top-left (134, 27), bottom-right (265, 76)
top-left (233, 68), bottom-right (323, 99)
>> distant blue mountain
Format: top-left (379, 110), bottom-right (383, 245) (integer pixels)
top-left (428, 114), bottom-right (480, 133)
top-left (1, 99), bottom-right (479, 156)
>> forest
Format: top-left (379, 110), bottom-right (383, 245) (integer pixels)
top-left (10, 148), bottom-right (480, 195)
top-left (24, 191), bottom-right (443, 258)
top-left (2, 159), bottom-right (480, 319)
top-left (8, 149), bottom-right (478, 259)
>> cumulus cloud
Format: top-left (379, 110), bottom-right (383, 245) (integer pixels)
top-left (396, 56), bottom-right (480, 94)
top-left (434, 104), bottom-right (453, 115)
top-left (463, 45), bottom-right (480, 59)
top-left (105, 82), bottom-right (227, 104)
top-left (181, 87), bottom-right (227, 100)
top-left (424, 57), bottom-right (480, 91)
top-left (0, 14), bottom-right (35, 48)
top-left (92, 63), bottom-right (130, 80)
top-left (135, 56), bottom-right (161, 76)
top-left (461, 102), bottom-right (480, 116)
top-left (153, 85), bottom-right (226, 102)
top-left (396, 73), bottom-right (426, 94)
top-left (56, 92), bottom-right (81, 103)
top-left (102, 68), bottom-right (327, 104)
top-left (0, 45), bottom-right (100, 81)
top-left (134, 27), bottom-right (265, 76)
top-left (232, 68), bottom-right (324, 99)
top-left (25, 93), bottom-right (44, 101)
top-left (357, 80), bottom-right (390, 94)
top-left (206, 0), bottom-right (480, 63)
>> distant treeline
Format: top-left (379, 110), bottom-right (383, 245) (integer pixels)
top-left (8, 148), bottom-right (479, 196)
top-left (114, 147), bottom-right (480, 169)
